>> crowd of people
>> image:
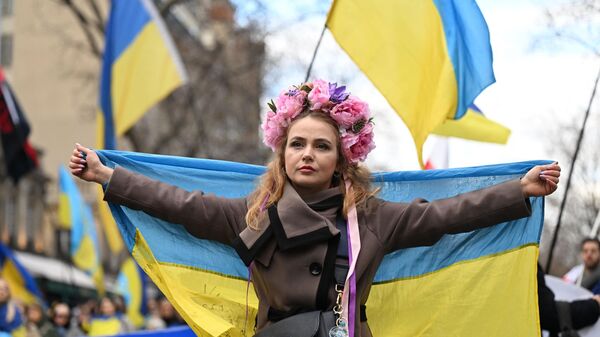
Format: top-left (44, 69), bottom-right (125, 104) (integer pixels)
top-left (0, 277), bottom-right (186, 337)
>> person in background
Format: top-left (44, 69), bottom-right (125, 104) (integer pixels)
top-left (50, 302), bottom-right (82, 337)
top-left (71, 300), bottom-right (94, 336)
top-left (112, 296), bottom-right (134, 332)
top-left (157, 298), bottom-right (183, 327)
top-left (24, 303), bottom-right (58, 337)
top-left (144, 297), bottom-right (165, 330)
top-left (564, 238), bottom-right (600, 294)
top-left (50, 303), bottom-right (70, 337)
top-left (539, 263), bottom-right (600, 336)
top-left (86, 297), bottom-right (131, 336)
top-left (0, 278), bottom-right (25, 337)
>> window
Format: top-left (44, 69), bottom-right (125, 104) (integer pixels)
top-left (0, 34), bottom-right (13, 67)
top-left (0, 0), bottom-right (13, 17)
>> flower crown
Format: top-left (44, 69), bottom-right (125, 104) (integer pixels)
top-left (262, 79), bottom-right (375, 164)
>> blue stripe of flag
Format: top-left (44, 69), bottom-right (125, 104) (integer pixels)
top-left (432, 0), bottom-right (495, 120)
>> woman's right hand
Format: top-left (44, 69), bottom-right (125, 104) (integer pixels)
top-left (69, 143), bottom-right (114, 185)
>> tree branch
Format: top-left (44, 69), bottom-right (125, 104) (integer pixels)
top-left (86, 0), bottom-right (106, 35)
top-left (61, 0), bottom-right (102, 59)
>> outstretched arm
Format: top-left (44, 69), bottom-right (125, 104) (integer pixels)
top-left (369, 162), bottom-right (561, 253)
top-left (68, 143), bottom-right (247, 244)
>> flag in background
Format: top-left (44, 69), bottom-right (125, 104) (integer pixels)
top-left (0, 243), bottom-right (44, 306)
top-left (97, 0), bottom-right (188, 255)
top-left (0, 67), bottom-right (38, 183)
top-left (117, 257), bottom-right (147, 328)
top-left (58, 166), bottom-right (105, 295)
top-left (326, 0), bottom-right (495, 168)
top-left (98, 150), bottom-right (545, 337)
top-left (424, 137), bottom-right (449, 170)
top-left (432, 104), bottom-right (511, 144)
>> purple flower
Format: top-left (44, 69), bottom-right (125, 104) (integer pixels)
top-left (329, 83), bottom-right (349, 103)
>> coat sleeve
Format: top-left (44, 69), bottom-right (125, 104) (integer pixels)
top-left (103, 166), bottom-right (248, 245)
top-left (365, 179), bottom-right (532, 253)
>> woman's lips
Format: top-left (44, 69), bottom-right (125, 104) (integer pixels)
top-left (299, 166), bottom-right (316, 172)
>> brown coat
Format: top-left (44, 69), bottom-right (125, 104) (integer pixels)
top-left (104, 166), bottom-right (531, 336)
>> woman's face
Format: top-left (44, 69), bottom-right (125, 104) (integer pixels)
top-left (284, 116), bottom-right (339, 197)
top-left (0, 280), bottom-right (10, 303)
top-left (100, 298), bottom-right (116, 316)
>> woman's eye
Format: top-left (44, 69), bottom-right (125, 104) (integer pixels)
top-left (290, 141), bottom-right (303, 148)
top-left (317, 143), bottom-right (330, 150)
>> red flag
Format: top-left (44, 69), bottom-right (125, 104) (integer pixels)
top-left (0, 68), bottom-right (38, 182)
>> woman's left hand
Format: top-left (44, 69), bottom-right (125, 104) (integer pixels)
top-left (520, 162), bottom-right (561, 198)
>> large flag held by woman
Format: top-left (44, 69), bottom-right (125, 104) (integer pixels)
top-left (98, 150), bottom-right (546, 337)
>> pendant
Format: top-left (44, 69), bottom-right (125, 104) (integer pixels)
top-left (329, 326), bottom-right (348, 337)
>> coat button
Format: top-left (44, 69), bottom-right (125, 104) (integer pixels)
top-left (309, 263), bottom-right (322, 276)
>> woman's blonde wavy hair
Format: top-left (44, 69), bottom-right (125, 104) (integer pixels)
top-left (245, 111), bottom-right (375, 230)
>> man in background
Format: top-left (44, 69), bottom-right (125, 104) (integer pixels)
top-left (564, 238), bottom-right (600, 294)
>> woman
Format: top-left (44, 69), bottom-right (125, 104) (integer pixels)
top-left (70, 80), bottom-right (560, 337)
top-left (85, 297), bottom-right (132, 336)
top-left (24, 303), bottom-right (59, 337)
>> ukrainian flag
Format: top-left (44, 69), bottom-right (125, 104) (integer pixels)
top-left (432, 104), bottom-right (511, 144)
top-left (117, 257), bottom-right (147, 328)
top-left (98, 150), bottom-right (545, 337)
top-left (0, 243), bottom-right (44, 306)
top-left (98, 0), bottom-right (187, 149)
top-left (97, 0), bottom-right (188, 255)
top-left (327, 0), bottom-right (495, 167)
top-left (58, 166), bottom-right (105, 294)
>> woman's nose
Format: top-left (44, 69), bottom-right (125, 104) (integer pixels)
top-left (302, 147), bottom-right (314, 161)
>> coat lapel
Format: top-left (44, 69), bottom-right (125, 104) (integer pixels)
top-left (233, 182), bottom-right (343, 265)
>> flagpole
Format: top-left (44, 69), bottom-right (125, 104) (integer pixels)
top-left (545, 63), bottom-right (600, 273)
top-left (304, 24), bottom-right (327, 83)
top-left (589, 209), bottom-right (600, 239)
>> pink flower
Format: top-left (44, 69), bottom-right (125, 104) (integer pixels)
top-left (307, 79), bottom-right (330, 110)
top-left (330, 96), bottom-right (370, 128)
top-left (275, 90), bottom-right (306, 120)
top-left (261, 110), bottom-right (285, 150)
top-left (341, 123), bottom-right (375, 163)
top-left (262, 89), bottom-right (307, 150)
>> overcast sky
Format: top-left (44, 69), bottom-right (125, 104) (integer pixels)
top-left (251, 0), bottom-right (599, 171)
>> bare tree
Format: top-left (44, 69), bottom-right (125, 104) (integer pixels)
top-left (52, 0), bottom-right (269, 164)
top-left (538, 0), bottom-right (600, 274)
